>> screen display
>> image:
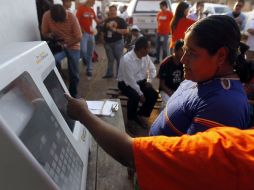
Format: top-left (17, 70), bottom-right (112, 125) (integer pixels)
top-left (43, 70), bottom-right (75, 131)
top-left (0, 72), bottom-right (83, 190)
top-left (0, 86), bottom-right (34, 135)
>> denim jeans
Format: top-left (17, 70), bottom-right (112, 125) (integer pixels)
top-left (104, 39), bottom-right (124, 76)
top-left (54, 49), bottom-right (80, 97)
top-left (156, 34), bottom-right (170, 62)
top-left (81, 32), bottom-right (95, 74)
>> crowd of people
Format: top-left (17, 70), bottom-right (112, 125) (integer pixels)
top-left (37, 0), bottom-right (254, 188)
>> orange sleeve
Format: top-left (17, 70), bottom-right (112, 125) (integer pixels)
top-left (133, 127), bottom-right (254, 190)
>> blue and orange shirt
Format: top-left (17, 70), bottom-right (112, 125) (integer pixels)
top-left (150, 79), bottom-right (250, 136)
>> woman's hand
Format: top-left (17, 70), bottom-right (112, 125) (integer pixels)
top-left (64, 94), bottom-right (88, 121)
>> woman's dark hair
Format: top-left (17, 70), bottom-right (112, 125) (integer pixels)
top-left (174, 40), bottom-right (184, 52)
top-left (187, 15), bottom-right (250, 82)
top-left (134, 37), bottom-right (148, 51)
top-left (170, 2), bottom-right (189, 32)
top-left (50, 4), bottom-right (66, 23)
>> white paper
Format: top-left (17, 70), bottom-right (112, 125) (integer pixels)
top-left (86, 100), bottom-right (118, 117)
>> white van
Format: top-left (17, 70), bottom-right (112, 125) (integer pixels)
top-left (127, 0), bottom-right (172, 35)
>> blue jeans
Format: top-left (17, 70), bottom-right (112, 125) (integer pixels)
top-left (156, 34), bottom-right (169, 62)
top-left (81, 32), bottom-right (95, 73)
top-left (104, 39), bottom-right (124, 76)
top-left (54, 49), bottom-right (80, 97)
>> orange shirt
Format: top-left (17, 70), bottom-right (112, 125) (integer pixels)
top-left (133, 127), bottom-right (254, 190)
top-left (41, 11), bottom-right (82, 50)
top-left (157, 10), bottom-right (173, 35)
top-left (76, 6), bottom-right (96, 34)
top-left (170, 17), bottom-right (195, 48)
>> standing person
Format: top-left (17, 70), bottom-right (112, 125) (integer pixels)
top-left (76, 0), bottom-right (101, 79)
top-left (226, 0), bottom-right (246, 33)
top-left (118, 5), bottom-right (129, 23)
top-left (102, 5), bottom-right (128, 78)
top-left (150, 15), bottom-right (250, 137)
top-left (170, 1), bottom-right (195, 52)
top-left (158, 40), bottom-right (184, 107)
top-left (41, 4), bottom-right (82, 98)
top-left (155, 0), bottom-right (173, 64)
top-left (187, 1), bottom-right (206, 21)
top-left (246, 8), bottom-right (254, 62)
top-left (117, 37), bottom-right (158, 128)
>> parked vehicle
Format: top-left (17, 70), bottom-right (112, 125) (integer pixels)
top-left (190, 3), bottom-right (231, 16)
top-left (127, 0), bottom-right (172, 35)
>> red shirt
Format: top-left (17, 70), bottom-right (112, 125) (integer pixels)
top-left (170, 17), bottom-right (195, 48)
top-left (157, 10), bottom-right (173, 35)
top-left (76, 6), bottom-right (96, 34)
top-left (133, 127), bottom-right (254, 190)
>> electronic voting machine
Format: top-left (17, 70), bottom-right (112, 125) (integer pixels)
top-left (0, 42), bottom-right (90, 190)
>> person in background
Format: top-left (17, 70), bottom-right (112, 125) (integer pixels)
top-left (117, 37), bottom-right (158, 129)
top-left (187, 1), bottom-right (206, 21)
top-left (118, 5), bottom-right (129, 23)
top-left (226, 0), bottom-right (246, 33)
top-left (76, 0), bottom-right (101, 80)
top-left (170, 1), bottom-right (195, 52)
top-left (125, 25), bottom-right (143, 51)
top-left (41, 4), bottom-right (82, 98)
top-left (102, 5), bottom-right (128, 78)
top-left (155, 0), bottom-right (173, 64)
top-left (150, 15), bottom-right (250, 137)
top-left (158, 40), bottom-right (184, 108)
top-left (246, 6), bottom-right (254, 62)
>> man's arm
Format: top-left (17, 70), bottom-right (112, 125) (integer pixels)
top-left (159, 79), bottom-right (173, 96)
top-left (111, 17), bottom-right (129, 35)
top-left (147, 56), bottom-right (157, 79)
top-left (241, 14), bottom-right (247, 32)
top-left (123, 58), bottom-right (143, 96)
top-left (65, 94), bottom-right (134, 167)
top-left (41, 11), bottom-right (52, 38)
top-left (247, 19), bottom-right (254, 35)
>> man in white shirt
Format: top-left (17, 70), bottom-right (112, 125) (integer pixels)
top-left (117, 37), bottom-right (158, 128)
top-left (246, 8), bottom-right (254, 61)
top-left (118, 5), bottom-right (129, 22)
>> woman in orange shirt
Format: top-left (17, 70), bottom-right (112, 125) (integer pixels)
top-left (170, 2), bottom-right (195, 50)
top-left (65, 16), bottom-right (254, 190)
